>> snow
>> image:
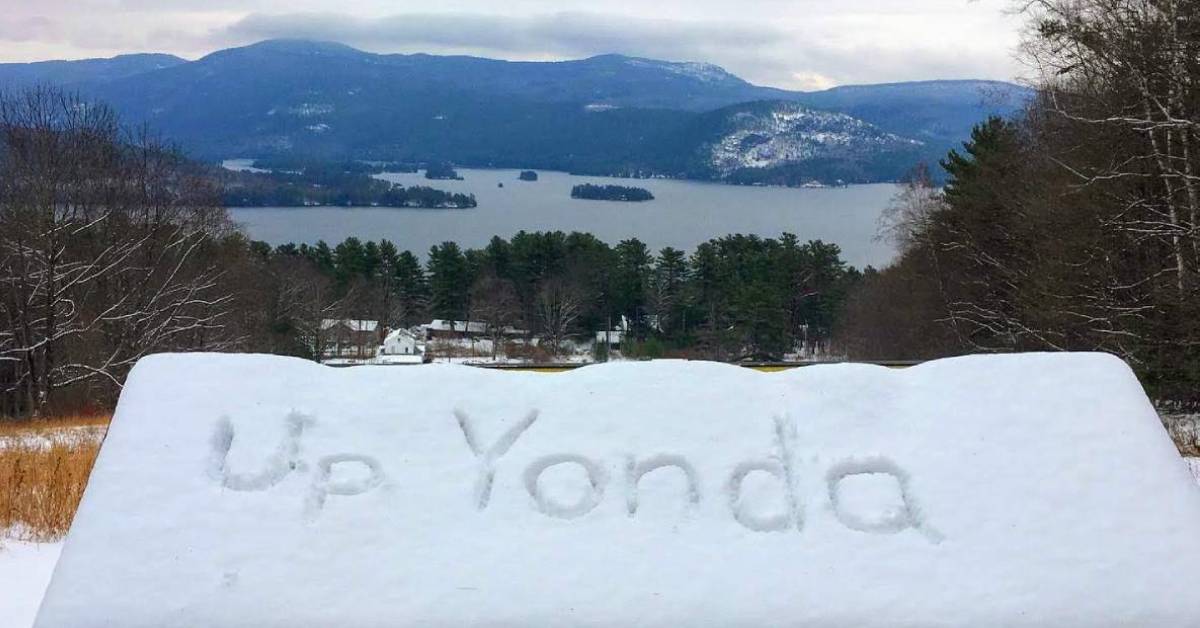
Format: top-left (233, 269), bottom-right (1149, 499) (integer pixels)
top-left (623, 57), bottom-right (733, 83)
top-left (0, 425), bottom-right (106, 451)
top-left (0, 541), bottom-right (61, 628)
top-left (36, 352), bottom-right (1200, 627)
top-left (1187, 458), bottom-right (1200, 485)
top-left (709, 103), bottom-right (922, 176)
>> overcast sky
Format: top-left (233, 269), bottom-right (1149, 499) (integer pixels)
top-left (0, 0), bottom-right (1026, 90)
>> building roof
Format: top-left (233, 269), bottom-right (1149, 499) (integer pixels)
top-left (424, 320), bottom-right (488, 334)
top-left (382, 328), bottom-right (422, 347)
top-left (321, 319), bottom-right (379, 333)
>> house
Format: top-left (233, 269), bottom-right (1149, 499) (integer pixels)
top-left (422, 319), bottom-right (488, 340)
top-left (319, 319), bottom-right (381, 360)
top-left (595, 329), bottom-right (624, 347)
top-left (595, 315), bottom-right (631, 348)
top-left (421, 320), bottom-right (528, 340)
top-left (379, 328), bottom-right (423, 362)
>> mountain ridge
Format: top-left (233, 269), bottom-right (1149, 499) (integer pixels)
top-left (0, 39), bottom-right (1032, 184)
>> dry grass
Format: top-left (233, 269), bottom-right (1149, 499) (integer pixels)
top-left (1, 415), bottom-right (108, 543)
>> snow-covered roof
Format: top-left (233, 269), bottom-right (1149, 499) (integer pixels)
top-left (383, 327), bottom-right (418, 342)
top-left (320, 319), bottom-right (379, 332)
top-left (423, 319), bottom-right (487, 334)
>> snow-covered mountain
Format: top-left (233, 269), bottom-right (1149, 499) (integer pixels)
top-left (706, 102), bottom-right (922, 175)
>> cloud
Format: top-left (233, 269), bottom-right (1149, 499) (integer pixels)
top-left (216, 10), bottom-right (1023, 89)
top-left (221, 12), bottom-right (790, 63)
top-left (0, 16), bottom-right (60, 43)
top-left (0, 4), bottom-right (1026, 90)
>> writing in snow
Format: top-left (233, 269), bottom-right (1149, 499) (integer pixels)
top-left (207, 408), bottom-right (943, 542)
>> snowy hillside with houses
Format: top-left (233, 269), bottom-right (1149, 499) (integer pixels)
top-left (317, 314), bottom-right (837, 367)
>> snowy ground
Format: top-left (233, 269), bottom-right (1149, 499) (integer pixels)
top-left (2, 397), bottom-right (1197, 628)
top-left (5, 458), bottom-right (1197, 628)
top-left (0, 425), bottom-right (106, 451)
top-left (0, 541), bottom-right (61, 628)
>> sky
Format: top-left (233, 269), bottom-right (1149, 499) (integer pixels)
top-left (0, 0), bottom-right (1026, 90)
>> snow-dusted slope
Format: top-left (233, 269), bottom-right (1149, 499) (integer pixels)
top-left (707, 102), bottom-right (922, 177)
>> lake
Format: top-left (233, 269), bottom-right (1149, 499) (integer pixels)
top-left (226, 166), bottom-right (899, 269)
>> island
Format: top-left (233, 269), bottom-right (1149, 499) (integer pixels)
top-left (518, 170), bottom-right (539, 182)
top-left (221, 164), bottom-right (476, 208)
top-left (570, 183), bottom-right (655, 202)
top-left (249, 158), bottom-right (419, 174)
top-left (424, 162), bottom-right (464, 180)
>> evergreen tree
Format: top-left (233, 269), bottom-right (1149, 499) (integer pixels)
top-left (427, 242), bottom-right (470, 321)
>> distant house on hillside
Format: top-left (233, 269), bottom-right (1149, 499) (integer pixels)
top-left (595, 315), bottom-right (633, 348)
top-left (319, 319), bottom-right (381, 360)
top-left (379, 328), bottom-right (424, 363)
top-left (595, 329), bottom-right (624, 347)
top-left (423, 320), bottom-right (488, 340)
top-left (421, 319), bottom-right (529, 341)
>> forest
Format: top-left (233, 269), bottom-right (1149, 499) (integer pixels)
top-left (838, 0), bottom-right (1200, 402)
top-left (245, 231), bottom-right (855, 362)
top-left (424, 162), bottom-right (464, 180)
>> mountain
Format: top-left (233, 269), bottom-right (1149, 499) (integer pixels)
top-left (645, 101), bottom-right (937, 185)
top-left (0, 40), bottom-right (1032, 184)
top-left (791, 80), bottom-right (1031, 145)
top-left (0, 53), bottom-right (185, 90)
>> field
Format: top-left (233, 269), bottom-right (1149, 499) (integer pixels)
top-left (0, 416), bottom-right (108, 543)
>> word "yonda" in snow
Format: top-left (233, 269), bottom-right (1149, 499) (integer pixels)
top-left (207, 410), bottom-right (941, 541)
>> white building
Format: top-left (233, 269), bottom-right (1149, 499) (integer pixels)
top-left (379, 328), bottom-right (422, 358)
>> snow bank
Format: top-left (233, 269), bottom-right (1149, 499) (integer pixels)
top-left (0, 541), bottom-right (61, 628)
top-left (36, 353), bottom-right (1200, 627)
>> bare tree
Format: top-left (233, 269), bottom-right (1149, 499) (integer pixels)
top-left (1019, 0), bottom-right (1199, 294)
top-left (470, 271), bottom-right (521, 359)
top-left (535, 278), bottom-right (582, 358)
top-left (0, 88), bottom-right (236, 417)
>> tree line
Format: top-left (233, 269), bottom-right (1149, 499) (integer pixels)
top-left (570, 184), bottom-right (655, 202)
top-left (837, 0), bottom-right (1200, 402)
top-left (241, 230), bottom-right (857, 362)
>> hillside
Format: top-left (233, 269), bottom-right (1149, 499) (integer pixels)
top-left (0, 53), bottom-right (185, 90)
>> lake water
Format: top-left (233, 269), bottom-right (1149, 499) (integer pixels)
top-left (227, 167), bottom-right (899, 268)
